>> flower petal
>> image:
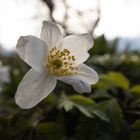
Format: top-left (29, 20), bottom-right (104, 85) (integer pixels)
top-left (58, 64), bottom-right (98, 93)
top-left (77, 63), bottom-right (99, 85)
top-left (40, 21), bottom-right (63, 49)
top-left (15, 69), bottom-right (57, 109)
top-left (58, 75), bottom-right (91, 93)
top-left (16, 35), bottom-right (47, 71)
top-left (60, 33), bottom-right (93, 64)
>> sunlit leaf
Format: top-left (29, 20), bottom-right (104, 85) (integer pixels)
top-left (96, 71), bottom-right (129, 89)
top-left (131, 84), bottom-right (140, 95)
top-left (69, 95), bottom-right (95, 106)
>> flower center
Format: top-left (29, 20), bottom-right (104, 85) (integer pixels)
top-left (45, 47), bottom-right (78, 76)
top-left (53, 59), bottom-right (63, 69)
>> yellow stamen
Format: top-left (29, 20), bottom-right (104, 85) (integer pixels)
top-left (45, 47), bottom-right (78, 76)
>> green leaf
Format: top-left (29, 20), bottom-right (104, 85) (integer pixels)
top-left (130, 120), bottom-right (140, 140)
top-left (91, 89), bottom-right (112, 99)
top-left (90, 35), bottom-right (110, 55)
top-left (132, 120), bottom-right (140, 129)
top-left (59, 94), bottom-right (109, 121)
top-left (76, 118), bottom-right (97, 140)
top-left (37, 122), bottom-right (65, 140)
top-left (91, 109), bottom-right (109, 122)
top-left (58, 93), bottom-right (74, 111)
top-left (59, 94), bottom-right (95, 117)
top-left (69, 95), bottom-right (95, 106)
top-left (95, 133), bottom-right (118, 140)
top-left (69, 95), bottom-right (95, 118)
top-left (131, 85), bottom-right (140, 95)
top-left (130, 132), bottom-right (140, 140)
top-left (69, 95), bottom-right (109, 121)
top-left (130, 99), bottom-right (140, 109)
top-left (95, 99), bottom-right (124, 133)
top-left (98, 71), bottom-right (129, 89)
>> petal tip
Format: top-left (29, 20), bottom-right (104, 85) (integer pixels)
top-left (15, 95), bottom-right (30, 109)
top-left (15, 91), bottom-right (35, 109)
top-left (80, 88), bottom-right (91, 93)
top-left (16, 36), bottom-right (28, 49)
top-left (81, 33), bottom-right (94, 50)
top-left (86, 33), bottom-right (94, 50)
top-left (15, 100), bottom-right (34, 109)
top-left (92, 72), bottom-right (99, 85)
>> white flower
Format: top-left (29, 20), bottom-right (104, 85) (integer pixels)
top-left (15, 21), bottom-right (99, 109)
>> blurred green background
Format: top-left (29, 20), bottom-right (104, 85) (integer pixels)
top-left (0, 0), bottom-right (140, 140)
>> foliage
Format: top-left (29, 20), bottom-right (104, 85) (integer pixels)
top-left (0, 35), bottom-right (140, 140)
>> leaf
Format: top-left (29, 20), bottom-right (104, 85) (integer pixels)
top-left (59, 94), bottom-right (95, 117)
top-left (58, 93), bottom-right (74, 111)
top-left (37, 122), bottom-right (65, 140)
top-left (90, 35), bottom-right (110, 55)
top-left (69, 95), bottom-right (109, 121)
top-left (132, 120), bottom-right (140, 129)
top-left (95, 133), bottom-right (118, 140)
top-left (129, 132), bottom-right (140, 140)
top-left (91, 89), bottom-right (112, 99)
top-left (91, 109), bottom-right (109, 122)
top-left (130, 120), bottom-right (140, 140)
top-left (131, 85), bottom-right (140, 95)
top-left (107, 100), bottom-right (124, 133)
top-left (98, 71), bottom-right (129, 89)
top-left (69, 95), bottom-right (95, 118)
top-left (95, 99), bottom-right (124, 133)
top-left (94, 77), bottom-right (111, 89)
top-left (130, 99), bottom-right (140, 109)
top-left (76, 118), bottom-right (97, 140)
top-left (59, 94), bottom-right (109, 121)
top-left (69, 95), bottom-right (95, 106)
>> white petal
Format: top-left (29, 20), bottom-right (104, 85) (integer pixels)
top-left (15, 69), bottom-right (57, 109)
top-left (58, 75), bottom-right (91, 93)
top-left (40, 21), bottom-right (63, 49)
top-left (77, 64), bottom-right (99, 85)
top-left (16, 35), bottom-right (47, 71)
top-left (60, 33), bottom-right (93, 64)
top-left (58, 64), bottom-right (98, 93)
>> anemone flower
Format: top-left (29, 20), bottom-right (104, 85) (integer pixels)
top-left (15, 21), bottom-right (99, 109)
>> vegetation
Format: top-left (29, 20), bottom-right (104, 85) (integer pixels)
top-left (0, 35), bottom-right (140, 140)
